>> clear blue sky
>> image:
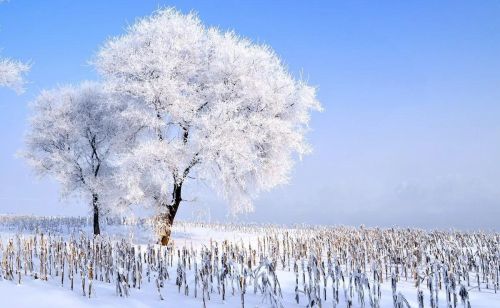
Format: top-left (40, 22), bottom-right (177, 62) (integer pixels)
top-left (1, 1), bottom-right (499, 229)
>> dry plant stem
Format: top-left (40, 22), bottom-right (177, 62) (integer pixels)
top-left (0, 216), bottom-right (498, 308)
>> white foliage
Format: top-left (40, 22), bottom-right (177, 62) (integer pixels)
top-left (23, 81), bottom-right (128, 211)
top-left (0, 0), bottom-right (30, 93)
top-left (0, 56), bottom-right (30, 93)
top-left (95, 8), bottom-right (322, 214)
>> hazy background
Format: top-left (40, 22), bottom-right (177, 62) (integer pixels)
top-left (1, 1), bottom-right (499, 229)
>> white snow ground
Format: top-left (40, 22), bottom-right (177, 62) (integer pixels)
top-left (0, 223), bottom-right (498, 308)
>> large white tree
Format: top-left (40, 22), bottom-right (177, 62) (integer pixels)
top-left (95, 8), bottom-right (322, 244)
top-left (23, 82), bottom-right (127, 235)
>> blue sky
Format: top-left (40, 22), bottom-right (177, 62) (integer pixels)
top-left (1, 1), bottom-right (499, 229)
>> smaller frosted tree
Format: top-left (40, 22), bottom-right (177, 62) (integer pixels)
top-left (23, 82), bottom-right (126, 235)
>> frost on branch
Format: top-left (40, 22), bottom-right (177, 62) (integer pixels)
top-left (0, 57), bottom-right (30, 93)
top-left (94, 7), bottom-right (322, 224)
top-left (0, 0), bottom-right (31, 94)
top-left (22, 81), bottom-right (129, 234)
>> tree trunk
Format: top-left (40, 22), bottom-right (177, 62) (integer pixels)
top-left (157, 182), bottom-right (182, 245)
top-left (157, 210), bottom-right (175, 246)
top-left (92, 193), bottom-right (100, 235)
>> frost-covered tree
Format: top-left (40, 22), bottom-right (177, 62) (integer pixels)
top-left (0, 57), bottom-right (29, 93)
top-left (23, 82), bottom-right (127, 235)
top-left (95, 8), bottom-right (322, 244)
top-left (0, 2), bottom-right (30, 93)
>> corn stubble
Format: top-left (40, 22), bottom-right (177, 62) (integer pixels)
top-left (0, 216), bottom-right (498, 308)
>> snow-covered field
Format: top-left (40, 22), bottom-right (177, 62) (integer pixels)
top-left (0, 216), bottom-right (498, 308)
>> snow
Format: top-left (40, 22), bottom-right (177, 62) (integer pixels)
top-left (0, 221), bottom-right (499, 308)
top-left (2, 268), bottom-right (498, 308)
